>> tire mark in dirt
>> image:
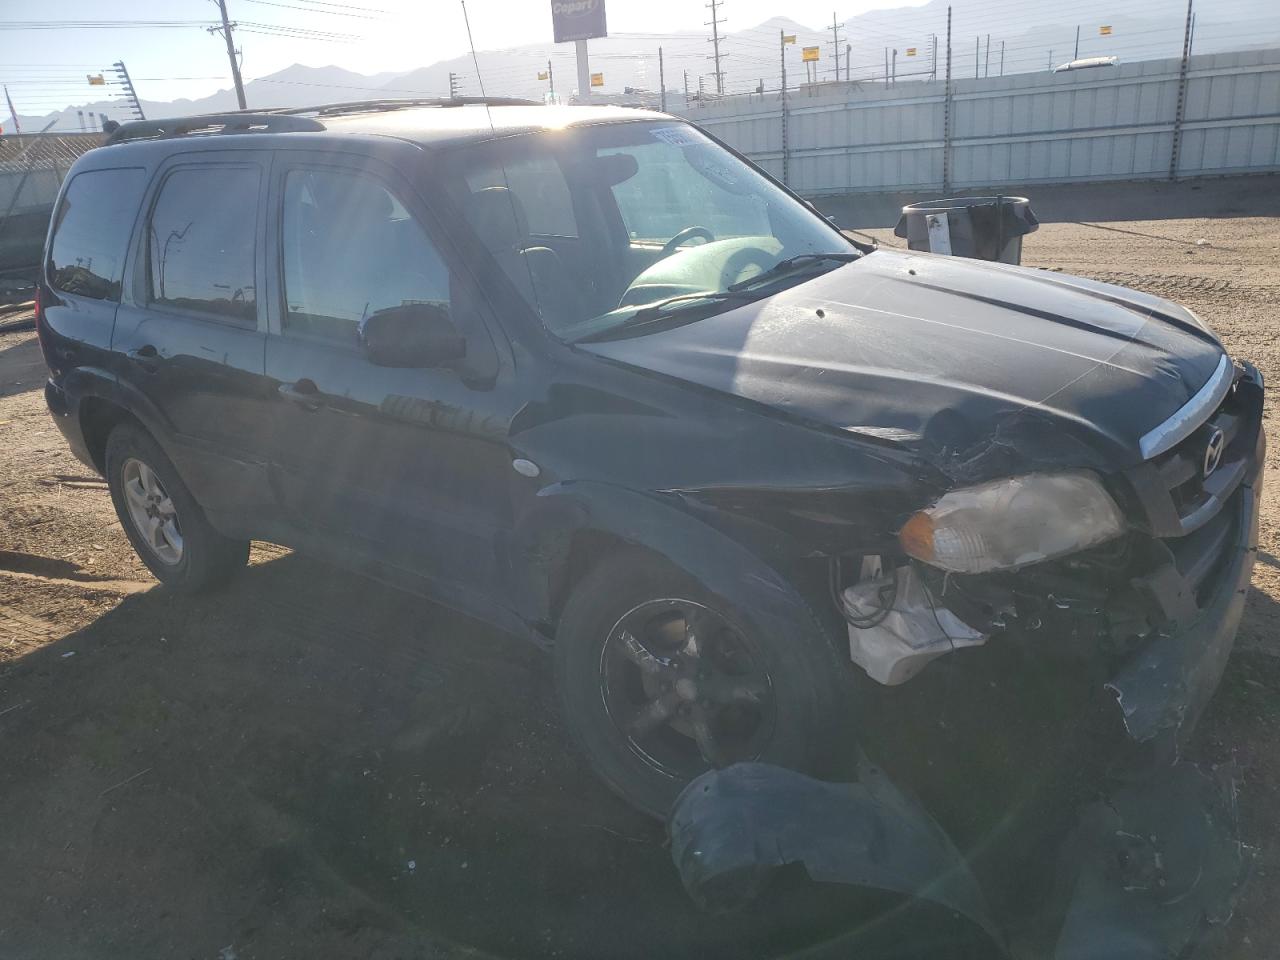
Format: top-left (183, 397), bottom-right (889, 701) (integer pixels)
top-left (1084, 272), bottom-right (1238, 294)
top-left (0, 606), bottom-right (63, 650)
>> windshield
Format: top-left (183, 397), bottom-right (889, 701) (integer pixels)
top-left (441, 120), bottom-right (855, 341)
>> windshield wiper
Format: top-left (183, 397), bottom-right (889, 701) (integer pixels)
top-left (574, 291), bottom-right (754, 343)
top-left (726, 251), bottom-right (862, 293)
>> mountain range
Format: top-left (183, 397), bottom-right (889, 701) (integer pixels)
top-left (12, 0), bottom-right (1280, 132)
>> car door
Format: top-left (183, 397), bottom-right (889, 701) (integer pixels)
top-left (262, 154), bottom-right (513, 596)
top-left (109, 151), bottom-right (278, 529)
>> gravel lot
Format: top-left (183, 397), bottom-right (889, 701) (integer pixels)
top-left (2, 181), bottom-right (1279, 959)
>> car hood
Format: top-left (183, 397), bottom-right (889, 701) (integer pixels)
top-left (581, 249), bottom-right (1226, 472)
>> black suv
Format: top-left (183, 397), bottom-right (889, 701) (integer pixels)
top-left (38, 100), bottom-right (1264, 815)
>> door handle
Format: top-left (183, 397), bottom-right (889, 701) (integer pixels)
top-left (126, 344), bottom-right (160, 371)
top-left (278, 378), bottom-right (323, 412)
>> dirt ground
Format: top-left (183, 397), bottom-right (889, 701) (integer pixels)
top-left (2, 182), bottom-right (1280, 959)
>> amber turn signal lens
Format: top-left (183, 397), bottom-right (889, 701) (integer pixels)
top-left (898, 511), bottom-right (935, 561)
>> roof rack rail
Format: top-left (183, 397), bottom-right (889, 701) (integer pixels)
top-left (105, 112), bottom-right (325, 146)
top-left (274, 96), bottom-right (541, 118)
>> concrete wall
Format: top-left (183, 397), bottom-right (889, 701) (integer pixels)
top-left (679, 47), bottom-right (1280, 195)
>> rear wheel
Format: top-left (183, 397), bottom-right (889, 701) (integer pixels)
top-left (555, 551), bottom-right (848, 817)
top-left (105, 423), bottom-right (248, 591)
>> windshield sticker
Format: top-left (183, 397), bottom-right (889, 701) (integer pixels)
top-left (649, 126), bottom-right (703, 147)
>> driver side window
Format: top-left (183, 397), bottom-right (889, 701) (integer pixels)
top-left (281, 167), bottom-right (452, 345)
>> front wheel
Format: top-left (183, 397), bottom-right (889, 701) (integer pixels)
top-left (554, 551), bottom-right (849, 817)
top-left (105, 422), bottom-right (249, 591)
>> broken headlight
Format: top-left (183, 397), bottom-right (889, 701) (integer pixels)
top-left (898, 472), bottom-right (1125, 574)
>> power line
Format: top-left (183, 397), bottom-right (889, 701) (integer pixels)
top-left (0, 20), bottom-right (221, 30)
top-left (236, 0), bottom-right (381, 18)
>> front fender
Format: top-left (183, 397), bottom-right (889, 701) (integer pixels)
top-left (509, 479), bottom-right (833, 647)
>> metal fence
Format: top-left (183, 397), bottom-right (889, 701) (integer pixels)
top-left (0, 133), bottom-right (101, 280)
top-left (678, 47), bottom-right (1280, 195)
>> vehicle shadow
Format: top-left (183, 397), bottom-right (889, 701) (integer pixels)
top-left (2, 548), bottom-right (1270, 957)
top-left (0, 552), bottom-right (963, 959)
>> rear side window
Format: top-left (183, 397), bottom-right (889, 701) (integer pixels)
top-left (47, 168), bottom-right (146, 301)
top-left (147, 165), bottom-right (259, 324)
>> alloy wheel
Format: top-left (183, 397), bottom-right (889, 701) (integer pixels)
top-left (121, 457), bottom-right (184, 565)
top-left (598, 598), bottom-right (775, 780)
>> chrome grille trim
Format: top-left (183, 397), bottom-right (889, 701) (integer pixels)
top-left (1139, 354), bottom-right (1234, 461)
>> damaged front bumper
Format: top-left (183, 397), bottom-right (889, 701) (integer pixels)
top-left (846, 359), bottom-right (1264, 751)
top-left (1106, 461), bottom-right (1261, 745)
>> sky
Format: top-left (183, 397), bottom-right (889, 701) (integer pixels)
top-left (4, 0), bottom-right (1275, 123)
top-left (1, 0), bottom-right (929, 114)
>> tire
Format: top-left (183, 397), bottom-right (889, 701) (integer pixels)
top-left (105, 422), bottom-right (249, 591)
top-left (555, 550), bottom-right (849, 818)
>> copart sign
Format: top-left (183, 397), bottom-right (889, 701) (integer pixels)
top-left (551, 0), bottom-right (607, 43)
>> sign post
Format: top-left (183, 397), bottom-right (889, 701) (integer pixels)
top-left (802, 45), bottom-right (820, 85)
top-left (551, 0), bottom-right (607, 101)
top-left (577, 40), bottom-right (591, 100)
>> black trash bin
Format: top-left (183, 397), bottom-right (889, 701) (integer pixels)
top-left (894, 196), bottom-right (1038, 264)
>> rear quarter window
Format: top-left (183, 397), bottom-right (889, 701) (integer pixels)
top-left (47, 167), bottom-right (147, 301)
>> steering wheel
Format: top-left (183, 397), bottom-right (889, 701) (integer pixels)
top-left (662, 225), bottom-right (716, 256)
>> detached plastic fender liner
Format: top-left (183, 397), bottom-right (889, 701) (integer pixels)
top-left (668, 762), bottom-right (1006, 954)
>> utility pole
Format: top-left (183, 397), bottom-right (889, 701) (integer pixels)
top-left (547, 60), bottom-right (555, 101)
top-left (931, 34), bottom-right (938, 81)
top-left (211, 0), bottom-right (247, 110)
top-left (706, 0), bottom-right (726, 95)
top-left (1170, 0), bottom-right (1194, 179)
top-left (943, 6), bottom-right (952, 194)
top-left (984, 34), bottom-right (990, 77)
top-left (780, 29), bottom-right (789, 184)
top-left (845, 43), bottom-right (851, 81)
top-left (448, 72), bottom-right (461, 97)
top-left (683, 69), bottom-right (689, 106)
top-left (111, 61), bottom-right (145, 119)
top-left (891, 48), bottom-right (897, 84)
top-left (2, 85), bottom-right (21, 133)
top-left (658, 47), bottom-right (666, 111)
top-left (830, 12), bottom-right (842, 82)
top-left (884, 48), bottom-right (889, 86)
top-left (1073, 24), bottom-right (1080, 60)
top-left (1000, 40), bottom-right (1005, 76)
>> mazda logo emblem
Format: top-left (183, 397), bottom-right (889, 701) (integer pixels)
top-left (1203, 427), bottom-right (1226, 478)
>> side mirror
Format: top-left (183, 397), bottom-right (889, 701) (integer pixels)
top-left (359, 303), bottom-right (466, 368)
